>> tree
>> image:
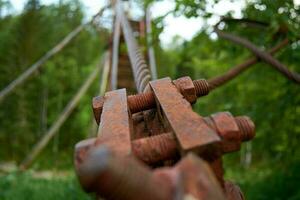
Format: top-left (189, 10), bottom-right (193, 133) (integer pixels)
top-left (0, 0), bottom-right (108, 166)
top-left (149, 0), bottom-right (300, 199)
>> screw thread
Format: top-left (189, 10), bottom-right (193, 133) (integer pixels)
top-left (193, 79), bottom-right (210, 97)
top-left (93, 78), bottom-right (210, 124)
top-left (132, 132), bottom-right (177, 164)
top-left (128, 92), bottom-right (155, 113)
top-left (235, 116), bottom-right (255, 141)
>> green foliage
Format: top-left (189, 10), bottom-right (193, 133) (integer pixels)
top-left (0, 0), bottom-right (107, 165)
top-left (225, 159), bottom-right (300, 200)
top-left (0, 0), bottom-right (299, 199)
top-left (152, 0), bottom-right (300, 199)
top-left (0, 171), bottom-right (92, 200)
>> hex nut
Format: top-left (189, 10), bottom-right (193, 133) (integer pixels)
top-left (173, 76), bottom-right (197, 104)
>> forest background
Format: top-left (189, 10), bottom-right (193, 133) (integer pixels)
top-left (0, 0), bottom-right (299, 199)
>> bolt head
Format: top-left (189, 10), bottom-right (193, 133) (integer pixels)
top-left (173, 76), bottom-right (197, 104)
top-left (210, 112), bottom-right (240, 141)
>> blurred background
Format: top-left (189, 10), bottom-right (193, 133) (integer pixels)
top-left (0, 0), bottom-right (299, 199)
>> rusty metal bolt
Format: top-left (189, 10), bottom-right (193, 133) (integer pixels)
top-left (131, 132), bottom-right (178, 164)
top-left (173, 76), bottom-right (197, 104)
top-left (193, 79), bottom-right (210, 97)
top-left (93, 92), bottom-right (156, 125)
top-left (208, 112), bottom-right (240, 141)
top-left (127, 92), bottom-right (155, 113)
top-left (206, 112), bottom-right (255, 142)
top-left (234, 116), bottom-right (255, 141)
top-left (204, 112), bottom-right (255, 153)
top-left (93, 77), bottom-right (210, 124)
top-left (75, 113), bottom-right (255, 174)
top-left (130, 114), bottom-right (255, 165)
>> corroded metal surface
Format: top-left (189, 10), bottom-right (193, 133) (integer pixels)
top-left (132, 132), bottom-right (178, 164)
top-left (75, 147), bottom-right (173, 200)
top-left (96, 89), bottom-right (131, 155)
top-left (204, 113), bottom-right (255, 154)
top-left (225, 181), bottom-right (245, 200)
top-left (92, 96), bottom-right (104, 125)
top-left (131, 114), bottom-right (254, 165)
top-left (75, 112), bottom-right (255, 167)
top-left (75, 76), bottom-right (256, 200)
top-left (173, 76), bottom-right (197, 104)
top-left (150, 78), bottom-right (220, 153)
top-left (174, 154), bottom-right (226, 200)
top-left (92, 78), bottom-right (210, 125)
top-left (75, 145), bottom-right (227, 200)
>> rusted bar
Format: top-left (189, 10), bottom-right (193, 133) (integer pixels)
top-left (150, 78), bottom-right (220, 154)
top-left (93, 77), bottom-right (210, 124)
top-left (96, 89), bottom-right (131, 155)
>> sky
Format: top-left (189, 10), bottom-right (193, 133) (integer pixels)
top-left (8, 0), bottom-right (300, 46)
top-left (8, 0), bottom-right (245, 45)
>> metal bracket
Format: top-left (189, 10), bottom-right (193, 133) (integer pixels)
top-left (150, 78), bottom-right (221, 154)
top-left (74, 76), bottom-right (255, 199)
top-left (96, 88), bottom-right (132, 155)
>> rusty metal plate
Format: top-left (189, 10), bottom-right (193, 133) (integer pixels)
top-left (225, 181), bottom-right (245, 200)
top-left (92, 96), bottom-right (104, 125)
top-left (176, 154), bottom-right (226, 200)
top-left (150, 78), bottom-right (220, 153)
top-left (95, 88), bottom-right (131, 156)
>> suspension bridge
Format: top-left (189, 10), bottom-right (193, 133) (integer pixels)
top-left (0, 1), bottom-right (299, 199)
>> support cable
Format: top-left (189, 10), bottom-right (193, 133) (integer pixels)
top-left (208, 38), bottom-right (290, 90)
top-left (0, 6), bottom-right (108, 102)
top-left (19, 52), bottom-right (110, 170)
top-left (215, 29), bottom-right (300, 84)
top-left (111, 15), bottom-right (121, 90)
top-left (146, 6), bottom-right (158, 80)
top-left (115, 0), bottom-right (151, 93)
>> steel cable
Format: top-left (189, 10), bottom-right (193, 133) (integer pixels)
top-left (0, 6), bottom-right (108, 102)
top-left (111, 15), bottom-right (121, 90)
top-left (215, 29), bottom-right (300, 84)
top-left (208, 38), bottom-right (290, 90)
top-left (146, 6), bottom-right (158, 80)
top-left (20, 52), bottom-right (110, 170)
top-left (115, 0), bottom-right (152, 93)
